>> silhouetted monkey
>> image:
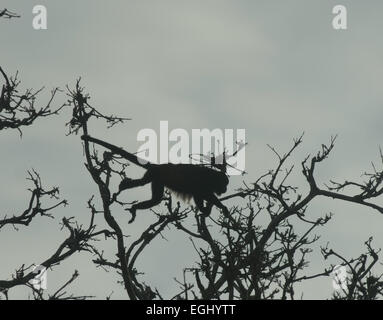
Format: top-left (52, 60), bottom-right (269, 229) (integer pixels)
top-left (81, 135), bottom-right (230, 223)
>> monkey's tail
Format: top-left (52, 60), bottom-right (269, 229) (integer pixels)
top-left (81, 135), bottom-right (151, 169)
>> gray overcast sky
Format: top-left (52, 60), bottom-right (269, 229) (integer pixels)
top-left (1, 0), bottom-right (383, 299)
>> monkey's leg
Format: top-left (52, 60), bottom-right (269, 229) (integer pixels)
top-left (204, 194), bottom-right (230, 217)
top-left (204, 194), bottom-right (240, 227)
top-left (119, 171), bottom-right (152, 191)
top-left (128, 181), bottom-right (164, 223)
top-left (194, 196), bottom-right (212, 217)
top-left (112, 172), bottom-right (153, 201)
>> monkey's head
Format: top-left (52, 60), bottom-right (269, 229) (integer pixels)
top-left (213, 172), bottom-right (229, 195)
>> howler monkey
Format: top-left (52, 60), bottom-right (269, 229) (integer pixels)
top-left (81, 135), bottom-right (230, 223)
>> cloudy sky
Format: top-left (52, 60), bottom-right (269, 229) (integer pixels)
top-left (1, 0), bottom-right (383, 299)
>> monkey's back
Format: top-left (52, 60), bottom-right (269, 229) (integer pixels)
top-left (152, 164), bottom-right (225, 196)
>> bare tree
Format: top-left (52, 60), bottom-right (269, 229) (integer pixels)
top-left (66, 83), bottom-right (383, 300)
top-left (3, 7), bottom-right (381, 301)
top-left (0, 67), bottom-right (63, 134)
top-left (0, 11), bottom-right (115, 301)
top-left (0, 67), bottom-right (114, 300)
top-left (0, 8), bottom-right (20, 19)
